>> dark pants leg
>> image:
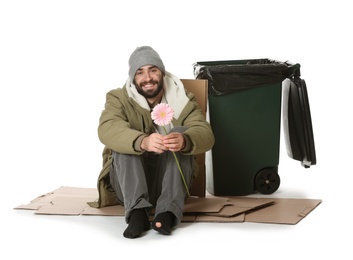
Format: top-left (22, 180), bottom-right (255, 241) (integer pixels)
top-left (109, 126), bottom-right (194, 225)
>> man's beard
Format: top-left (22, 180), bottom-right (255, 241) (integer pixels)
top-left (136, 80), bottom-right (163, 99)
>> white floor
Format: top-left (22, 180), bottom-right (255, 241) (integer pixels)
top-left (1, 1), bottom-right (352, 259)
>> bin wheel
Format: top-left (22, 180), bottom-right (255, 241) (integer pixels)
top-left (255, 169), bottom-right (280, 194)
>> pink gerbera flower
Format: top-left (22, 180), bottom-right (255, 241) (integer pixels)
top-left (151, 103), bottom-right (174, 126)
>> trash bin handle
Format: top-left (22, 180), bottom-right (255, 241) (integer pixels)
top-left (284, 60), bottom-right (301, 78)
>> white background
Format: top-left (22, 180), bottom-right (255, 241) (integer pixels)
top-left (1, 0), bottom-right (352, 259)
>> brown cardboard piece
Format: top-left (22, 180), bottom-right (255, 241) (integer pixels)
top-left (244, 198), bottom-right (322, 224)
top-left (14, 186), bottom-right (321, 225)
top-left (183, 196), bottom-right (276, 223)
top-left (204, 197), bottom-right (275, 217)
top-left (181, 79), bottom-right (208, 197)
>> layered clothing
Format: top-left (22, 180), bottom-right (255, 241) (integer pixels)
top-left (89, 72), bottom-right (215, 208)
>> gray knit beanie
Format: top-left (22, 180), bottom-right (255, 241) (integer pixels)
top-left (128, 46), bottom-right (165, 82)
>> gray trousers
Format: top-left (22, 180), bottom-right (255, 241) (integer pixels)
top-left (109, 127), bottom-right (194, 226)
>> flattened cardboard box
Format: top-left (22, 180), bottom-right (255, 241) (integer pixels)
top-left (14, 186), bottom-right (322, 225)
top-left (181, 79), bottom-right (208, 197)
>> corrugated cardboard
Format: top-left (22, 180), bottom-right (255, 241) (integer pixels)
top-left (244, 198), bottom-right (322, 224)
top-left (181, 79), bottom-right (208, 116)
top-left (181, 79), bottom-right (208, 197)
top-left (14, 186), bottom-right (321, 225)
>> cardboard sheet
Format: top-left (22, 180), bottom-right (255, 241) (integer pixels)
top-left (14, 186), bottom-right (322, 224)
top-left (245, 198), bottom-right (322, 224)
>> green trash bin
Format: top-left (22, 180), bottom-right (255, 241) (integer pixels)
top-left (193, 59), bottom-right (302, 196)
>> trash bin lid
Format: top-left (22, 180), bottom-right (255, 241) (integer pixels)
top-left (282, 77), bottom-right (316, 168)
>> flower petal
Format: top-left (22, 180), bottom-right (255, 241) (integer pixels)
top-left (151, 103), bottom-right (174, 126)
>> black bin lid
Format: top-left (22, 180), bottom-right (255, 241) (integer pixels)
top-left (282, 77), bottom-right (316, 168)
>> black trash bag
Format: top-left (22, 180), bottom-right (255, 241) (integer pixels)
top-left (193, 59), bottom-right (301, 96)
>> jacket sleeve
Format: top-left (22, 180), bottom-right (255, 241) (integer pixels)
top-left (98, 89), bottom-right (146, 154)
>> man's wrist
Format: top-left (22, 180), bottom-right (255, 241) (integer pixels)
top-left (134, 134), bottom-right (147, 152)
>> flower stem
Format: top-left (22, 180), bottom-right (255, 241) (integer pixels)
top-left (163, 126), bottom-right (190, 196)
top-left (171, 151), bottom-right (190, 197)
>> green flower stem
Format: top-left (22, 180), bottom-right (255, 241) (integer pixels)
top-left (171, 150), bottom-right (190, 197)
top-left (163, 126), bottom-right (190, 197)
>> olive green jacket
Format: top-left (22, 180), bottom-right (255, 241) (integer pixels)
top-left (89, 73), bottom-right (215, 208)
